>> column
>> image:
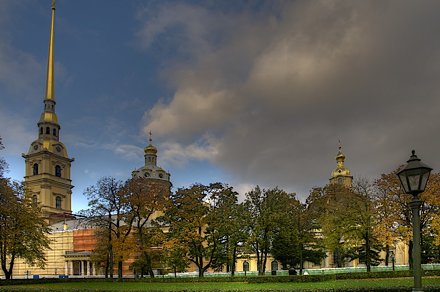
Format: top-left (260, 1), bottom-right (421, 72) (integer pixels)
top-left (87, 261), bottom-right (91, 276)
top-left (64, 261), bottom-right (68, 275)
top-left (92, 262), bottom-right (96, 276)
top-left (69, 261), bottom-right (73, 276)
top-left (81, 260), bottom-right (85, 276)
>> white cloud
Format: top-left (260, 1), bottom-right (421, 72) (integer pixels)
top-left (159, 136), bottom-right (219, 166)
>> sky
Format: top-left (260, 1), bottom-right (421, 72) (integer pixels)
top-left (1, 0), bottom-right (440, 213)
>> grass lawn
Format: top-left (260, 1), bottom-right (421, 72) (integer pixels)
top-left (1, 277), bottom-right (440, 291)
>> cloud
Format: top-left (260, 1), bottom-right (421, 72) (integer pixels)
top-left (0, 109), bottom-right (34, 156)
top-left (137, 1), bottom-right (440, 198)
top-left (159, 135), bottom-right (219, 166)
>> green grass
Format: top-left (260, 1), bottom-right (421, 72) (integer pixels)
top-left (1, 277), bottom-right (440, 291)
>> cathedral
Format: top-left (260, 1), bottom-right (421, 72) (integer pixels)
top-left (2, 2), bottom-right (410, 278)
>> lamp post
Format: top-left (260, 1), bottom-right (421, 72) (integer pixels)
top-left (397, 150), bottom-right (432, 292)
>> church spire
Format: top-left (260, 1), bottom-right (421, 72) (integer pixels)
top-left (38, 0), bottom-right (60, 141)
top-left (45, 0), bottom-right (56, 101)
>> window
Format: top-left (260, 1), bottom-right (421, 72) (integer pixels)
top-left (32, 195), bottom-right (38, 206)
top-left (33, 163), bottom-right (39, 175)
top-left (53, 128), bottom-right (57, 136)
top-left (55, 196), bottom-right (62, 209)
top-left (40, 127), bottom-right (43, 134)
top-left (55, 165), bottom-right (62, 177)
top-left (46, 127), bottom-right (50, 134)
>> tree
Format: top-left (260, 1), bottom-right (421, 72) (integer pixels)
top-left (0, 137), bottom-right (7, 177)
top-left (84, 177), bottom-right (135, 280)
top-left (205, 184), bottom-right (248, 276)
top-left (307, 185), bottom-right (353, 268)
top-left (163, 183), bottom-right (237, 277)
top-left (349, 179), bottom-right (383, 272)
top-left (308, 183), bottom-right (382, 270)
top-left (162, 239), bottom-right (189, 277)
top-left (374, 170), bottom-right (440, 268)
top-left (126, 177), bottom-right (169, 277)
top-left (0, 179), bottom-right (50, 279)
top-left (272, 198), bottom-right (326, 274)
top-left (244, 187), bottom-right (295, 275)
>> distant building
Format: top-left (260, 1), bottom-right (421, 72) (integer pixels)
top-left (131, 133), bottom-right (171, 187)
top-left (329, 145), bottom-right (353, 187)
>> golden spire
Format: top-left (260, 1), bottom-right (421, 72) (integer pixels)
top-left (45, 0), bottom-right (56, 101)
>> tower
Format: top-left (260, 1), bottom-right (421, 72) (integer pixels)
top-left (132, 132), bottom-right (171, 187)
top-left (22, 0), bottom-right (74, 224)
top-left (329, 145), bottom-right (353, 187)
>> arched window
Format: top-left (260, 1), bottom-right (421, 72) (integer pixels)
top-left (32, 195), bottom-right (38, 206)
top-left (55, 165), bottom-right (62, 177)
top-left (55, 196), bottom-right (62, 209)
top-left (40, 127), bottom-right (43, 134)
top-left (53, 128), bottom-right (57, 136)
top-left (33, 163), bottom-right (39, 175)
top-left (46, 127), bottom-right (50, 134)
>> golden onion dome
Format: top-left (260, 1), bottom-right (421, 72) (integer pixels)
top-left (144, 144), bottom-right (157, 154)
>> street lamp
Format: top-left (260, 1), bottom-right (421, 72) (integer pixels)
top-left (397, 150), bottom-right (432, 292)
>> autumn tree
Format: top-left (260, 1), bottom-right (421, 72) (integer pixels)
top-left (84, 177), bottom-right (135, 280)
top-left (0, 179), bottom-right (50, 279)
top-left (374, 170), bottom-right (440, 268)
top-left (162, 239), bottom-right (189, 277)
top-left (126, 177), bottom-right (169, 277)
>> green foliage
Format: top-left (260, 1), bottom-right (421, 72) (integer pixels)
top-left (163, 183), bottom-right (243, 277)
top-left (244, 187), bottom-right (297, 275)
top-left (271, 198), bottom-right (326, 273)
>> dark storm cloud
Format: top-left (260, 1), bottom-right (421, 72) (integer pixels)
top-left (139, 1), bottom-right (440, 198)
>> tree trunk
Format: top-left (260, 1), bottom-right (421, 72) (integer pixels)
top-left (385, 244), bottom-right (389, 266)
top-left (262, 250), bottom-right (267, 275)
top-left (118, 260), bottom-right (123, 281)
top-left (105, 252), bottom-right (109, 278)
top-left (299, 245), bottom-right (303, 275)
top-left (231, 246), bottom-right (237, 277)
top-left (366, 233), bottom-right (371, 272)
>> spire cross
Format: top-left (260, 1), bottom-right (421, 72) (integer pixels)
top-left (338, 139), bottom-right (342, 151)
top-left (149, 131), bottom-right (153, 144)
top-left (52, 0), bottom-right (55, 9)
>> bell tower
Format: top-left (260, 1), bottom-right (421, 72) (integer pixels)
top-left (22, 0), bottom-right (74, 224)
top-left (329, 144), bottom-right (353, 187)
